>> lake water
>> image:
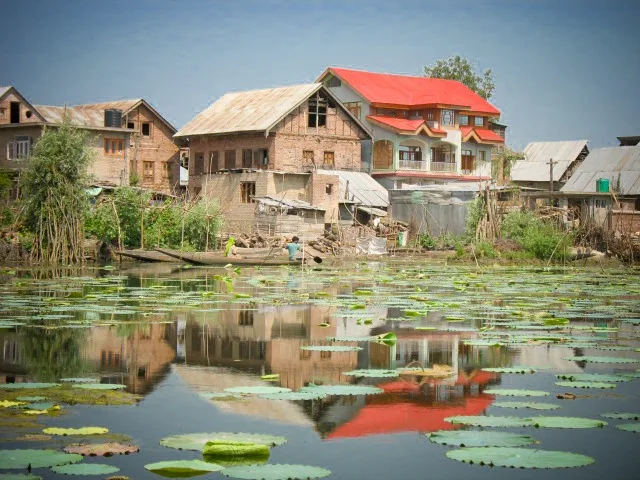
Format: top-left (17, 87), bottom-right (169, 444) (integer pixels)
top-left (0, 262), bottom-right (639, 479)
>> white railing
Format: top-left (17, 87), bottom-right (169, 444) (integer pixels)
top-left (430, 162), bottom-right (456, 172)
top-left (398, 159), bottom-right (427, 170)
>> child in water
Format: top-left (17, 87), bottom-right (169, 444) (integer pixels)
top-left (285, 236), bottom-right (301, 261)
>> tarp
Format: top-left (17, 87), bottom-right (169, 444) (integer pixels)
top-left (355, 237), bottom-right (387, 255)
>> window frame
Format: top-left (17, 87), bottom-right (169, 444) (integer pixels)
top-left (242, 149), bottom-right (252, 168)
top-left (474, 116), bottom-right (485, 127)
top-left (104, 137), bottom-right (124, 156)
top-left (224, 150), bottom-right (236, 170)
top-left (440, 109), bottom-right (455, 126)
top-left (240, 182), bottom-right (256, 204)
top-left (194, 152), bottom-right (204, 175)
top-left (459, 115), bottom-right (469, 126)
top-left (308, 91), bottom-right (328, 128)
top-left (143, 161), bottom-right (155, 181)
top-left (323, 151), bottom-right (335, 167)
top-left (343, 101), bottom-right (361, 120)
top-left (207, 151), bottom-right (219, 173)
top-left (141, 121), bottom-right (152, 137)
top-left (7, 135), bottom-right (32, 161)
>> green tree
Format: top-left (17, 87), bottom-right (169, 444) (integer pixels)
top-left (22, 116), bottom-right (94, 263)
top-left (424, 56), bottom-right (495, 99)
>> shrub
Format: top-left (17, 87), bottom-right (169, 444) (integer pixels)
top-left (501, 211), bottom-right (572, 261)
top-left (418, 233), bottom-right (437, 249)
top-left (183, 197), bottom-right (223, 251)
top-left (474, 240), bottom-right (497, 258)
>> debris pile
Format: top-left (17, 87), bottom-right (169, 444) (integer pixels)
top-left (308, 232), bottom-right (342, 255)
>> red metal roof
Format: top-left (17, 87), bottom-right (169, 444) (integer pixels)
top-left (327, 67), bottom-right (500, 115)
top-left (367, 115), bottom-right (446, 137)
top-left (461, 126), bottom-right (504, 144)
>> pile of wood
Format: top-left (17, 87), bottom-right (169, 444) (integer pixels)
top-left (308, 232), bottom-right (342, 255)
top-left (222, 233), bottom-right (282, 249)
top-left (374, 218), bottom-right (409, 237)
top-left (475, 186), bottom-right (500, 242)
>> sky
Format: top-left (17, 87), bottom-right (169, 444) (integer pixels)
top-left (1, 0), bottom-right (639, 151)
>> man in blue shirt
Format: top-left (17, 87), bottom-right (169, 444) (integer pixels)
top-left (286, 236), bottom-right (301, 261)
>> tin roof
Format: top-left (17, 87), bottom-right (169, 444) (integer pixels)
top-left (0, 87), bottom-right (10, 99)
top-left (511, 140), bottom-right (588, 182)
top-left (367, 115), bottom-right (446, 137)
top-left (561, 145), bottom-right (640, 195)
top-left (317, 169), bottom-right (389, 208)
top-left (254, 195), bottom-right (325, 211)
top-left (460, 126), bottom-right (505, 144)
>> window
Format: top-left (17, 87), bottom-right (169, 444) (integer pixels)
top-left (10, 102), bottom-right (20, 124)
top-left (474, 116), bottom-right (484, 127)
top-left (440, 109), bottom-right (454, 126)
top-left (325, 184), bottom-right (333, 194)
top-left (206, 151), bottom-right (219, 173)
top-left (408, 110), bottom-right (423, 119)
top-left (376, 107), bottom-right (405, 118)
top-left (242, 149), bottom-right (252, 168)
top-left (224, 150), bottom-right (236, 169)
top-left (320, 350), bottom-right (332, 359)
top-left (343, 101), bottom-right (361, 120)
top-left (254, 149), bottom-right (268, 168)
top-left (307, 91), bottom-right (327, 128)
top-left (7, 135), bottom-right (32, 160)
top-left (239, 310), bottom-right (254, 326)
top-left (161, 162), bottom-right (171, 177)
top-left (194, 152), bottom-right (204, 175)
top-left (324, 76), bottom-right (341, 87)
top-left (104, 138), bottom-right (124, 156)
top-left (302, 150), bottom-right (314, 166)
top-left (0, 107), bottom-right (5, 119)
top-left (479, 150), bottom-right (486, 162)
top-left (323, 151), bottom-right (335, 167)
top-left (426, 110), bottom-right (435, 121)
top-left (399, 146), bottom-right (422, 161)
top-left (25, 110), bottom-right (32, 119)
top-left (127, 121), bottom-right (135, 129)
top-left (143, 161), bottom-right (154, 181)
top-left (459, 115), bottom-right (469, 126)
top-left (240, 182), bottom-right (255, 203)
top-left (141, 122), bottom-right (151, 136)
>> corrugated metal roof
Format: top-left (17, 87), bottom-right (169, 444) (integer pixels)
top-left (175, 84), bottom-right (322, 137)
top-left (561, 146), bottom-right (640, 194)
top-left (317, 169), bottom-right (389, 208)
top-left (0, 87), bottom-right (11, 99)
top-left (511, 140), bottom-right (588, 182)
top-left (255, 195), bottom-right (325, 211)
top-left (34, 100), bottom-right (141, 129)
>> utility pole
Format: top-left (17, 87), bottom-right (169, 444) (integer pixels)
top-left (547, 158), bottom-right (558, 192)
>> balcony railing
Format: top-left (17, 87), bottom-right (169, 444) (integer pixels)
top-left (430, 161), bottom-right (456, 172)
top-left (398, 159), bottom-right (427, 170)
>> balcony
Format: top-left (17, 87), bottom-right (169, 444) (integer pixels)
top-left (430, 162), bottom-right (456, 173)
top-left (398, 159), bottom-right (427, 170)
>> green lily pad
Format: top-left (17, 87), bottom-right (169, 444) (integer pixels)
top-left (531, 416), bottom-right (607, 428)
top-left (15, 396), bottom-right (47, 402)
top-left (446, 447), bottom-right (594, 468)
top-left (72, 384), bottom-right (126, 390)
top-left (0, 383), bottom-right (60, 389)
top-left (493, 401), bottom-right (561, 410)
top-left (299, 385), bottom-right (383, 396)
top-left (199, 392), bottom-right (243, 400)
top-left (221, 464), bottom-right (331, 480)
top-left (601, 412), bottom-right (640, 420)
top-left (555, 381), bottom-right (616, 389)
top-left (43, 427), bottom-right (109, 436)
top-left (160, 432), bottom-right (287, 451)
top-left (342, 369), bottom-right (399, 378)
top-left (484, 389), bottom-right (549, 397)
top-left (224, 386), bottom-right (291, 395)
top-left (427, 430), bottom-right (537, 447)
top-left (616, 423), bottom-right (640, 433)
top-left (257, 391), bottom-right (327, 400)
top-left (299, 345), bottom-right (362, 352)
top-left (0, 475), bottom-right (43, 480)
top-left (0, 449), bottom-right (83, 468)
top-left (563, 356), bottom-right (639, 363)
top-left (482, 367), bottom-right (538, 374)
top-left (444, 416), bottom-right (534, 428)
top-left (145, 459), bottom-right (224, 476)
top-left (203, 441), bottom-right (270, 458)
top-left (556, 373), bottom-right (631, 382)
top-left (51, 463), bottom-right (120, 475)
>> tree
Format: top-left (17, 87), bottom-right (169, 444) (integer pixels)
top-left (22, 115), bottom-right (94, 264)
top-left (424, 56), bottom-right (495, 99)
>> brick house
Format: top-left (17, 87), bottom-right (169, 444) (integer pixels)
top-left (317, 67), bottom-right (505, 190)
top-left (0, 86), bottom-right (181, 195)
top-left (174, 83), bottom-right (371, 235)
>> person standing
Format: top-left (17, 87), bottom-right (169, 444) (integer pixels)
top-left (286, 236), bottom-right (301, 261)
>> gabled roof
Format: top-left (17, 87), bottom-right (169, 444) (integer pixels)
top-left (0, 87), bottom-right (11, 99)
top-left (319, 67), bottom-right (500, 115)
top-left (561, 145), bottom-right (640, 194)
top-left (460, 126), bottom-right (505, 144)
top-left (511, 140), bottom-right (588, 182)
top-left (367, 115), bottom-right (446, 137)
top-left (317, 169), bottom-right (389, 208)
top-left (0, 86), bottom-right (47, 123)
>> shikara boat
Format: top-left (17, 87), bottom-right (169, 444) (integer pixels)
top-left (116, 249), bottom-right (178, 263)
top-left (154, 248), bottom-right (298, 266)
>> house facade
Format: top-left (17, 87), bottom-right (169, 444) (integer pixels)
top-left (175, 83), bottom-right (371, 235)
top-left (0, 86), bottom-right (180, 195)
top-left (316, 67), bottom-right (505, 190)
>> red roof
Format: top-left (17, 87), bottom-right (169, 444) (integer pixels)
top-left (327, 67), bottom-right (500, 115)
top-left (367, 115), bottom-right (446, 136)
top-left (461, 126), bottom-right (504, 144)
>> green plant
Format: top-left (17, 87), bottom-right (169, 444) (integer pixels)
top-left (475, 240), bottom-right (497, 258)
top-left (183, 197), bottom-right (223, 251)
top-left (466, 197), bottom-right (485, 238)
top-left (418, 233), bottom-right (436, 249)
top-left (502, 211), bottom-right (572, 261)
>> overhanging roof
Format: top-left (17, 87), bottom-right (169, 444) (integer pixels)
top-left (317, 169), bottom-right (389, 208)
top-left (511, 140), bottom-right (588, 182)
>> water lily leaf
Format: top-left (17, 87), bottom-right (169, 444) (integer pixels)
top-left (63, 442), bottom-right (140, 456)
top-left (0, 383), bottom-right (60, 389)
top-left (59, 378), bottom-right (100, 383)
top-left (299, 345), bottom-right (362, 352)
top-left (0, 474), bottom-right (43, 480)
top-left (221, 464), bottom-right (331, 480)
top-left (199, 392), bottom-right (242, 400)
top-left (160, 432), bottom-right (287, 451)
top-left (0, 400), bottom-right (26, 408)
top-left (427, 430), bottom-right (537, 447)
top-left (342, 369), bottom-right (399, 378)
top-left (446, 446), bottom-right (594, 468)
top-left (555, 381), bottom-right (616, 389)
top-left (616, 423), bottom-right (640, 433)
top-left (484, 389), bottom-right (549, 397)
top-left (18, 402), bottom-right (59, 411)
top-left (258, 391), bottom-right (326, 400)
top-left (556, 373), bottom-right (631, 382)
top-left (0, 449), bottom-right (83, 468)
top-left (72, 384), bottom-right (126, 390)
top-left (224, 386), bottom-right (291, 395)
top-left (51, 463), bottom-right (120, 475)
top-left (563, 355), bottom-right (639, 363)
top-left (601, 412), bottom-right (640, 420)
top-left (531, 416), bottom-right (607, 428)
top-left (43, 427), bottom-right (109, 436)
top-left (15, 396), bottom-right (47, 402)
top-left (299, 385), bottom-right (383, 396)
top-left (493, 401), bottom-right (560, 410)
top-left (203, 441), bottom-right (270, 458)
top-left (482, 367), bottom-right (538, 374)
top-left (145, 459), bottom-right (224, 476)
top-left (445, 416), bottom-right (534, 427)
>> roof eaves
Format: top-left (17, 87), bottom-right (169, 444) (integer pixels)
top-left (264, 83), bottom-right (323, 136)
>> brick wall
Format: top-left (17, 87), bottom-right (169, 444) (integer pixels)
top-left (87, 131), bottom-right (130, 186)
top-left (0, 91), bottom-right (43, 126)
top-left (0, 125), bottom-right (43, 166)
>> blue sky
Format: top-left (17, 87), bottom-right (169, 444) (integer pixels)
top-left (1, 0), bottom-right (638, 150)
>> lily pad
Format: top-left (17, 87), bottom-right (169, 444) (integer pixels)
top-left (15, 396), bottom-right (47, 402)
top-left (446, 446), bottom-right (595, 468)
top-left (601, 412), bottom-right (640, 420)
top-left (257, 391), bottom-right (327, 401)
top-left (63, 442), bottom-right (140, 456)
top-left (51, 463), bottom-right (120, 475)
top-left (0, 449), bottom-right (83, 468)
top-left (342, 369), bottom-right (399, 378)
top-left (444, 416), bottom-right (534, 428)
top-left (563, 355), bottom-right (639, 363)
top-left (616, 423), bottom-right (640, 433)
top-left (0, 383), bottom-right (60, 389)
top-left (0, 475), bottom-right (43, 480)
top-left (145, 459), bottom-right (224, 476)
top-left (72, 384), bottom-right (126, 390)
top-left (43, 427), bottom-right (109, 436)
top-left (299, 385), bottom-right (383, 396)
top-left (482, 367), bottom-right (538, 374)
top-left (556, 373), bottom-right (631, 382)
top-left (160, 432), bottom-right (287, 451)
top-left (493, 401), bottom-right (560, 410)
top-left (427, 430), bottom-right (537, 447)
top-left (199, 392), bottom-right (242, 400)
top-left (221, 464), bottom-right (331, 480)
top-left (531, 416), bottom-right (607, 429)
top-left (484, 389), bottom-right (549, 397)
top-left (299, 345), bottom-right (362, 352)
top-left (555, 381), bottom-right (616, 389)
top-left (203, 441), bottom-right (270, 458)
top-left (223, 386), bottom-right (291, 395)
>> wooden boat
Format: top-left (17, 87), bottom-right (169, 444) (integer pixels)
top-left (155, 248), bottom-right (297, 266)
top-left (116, 249), bottom-right (178, 263)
